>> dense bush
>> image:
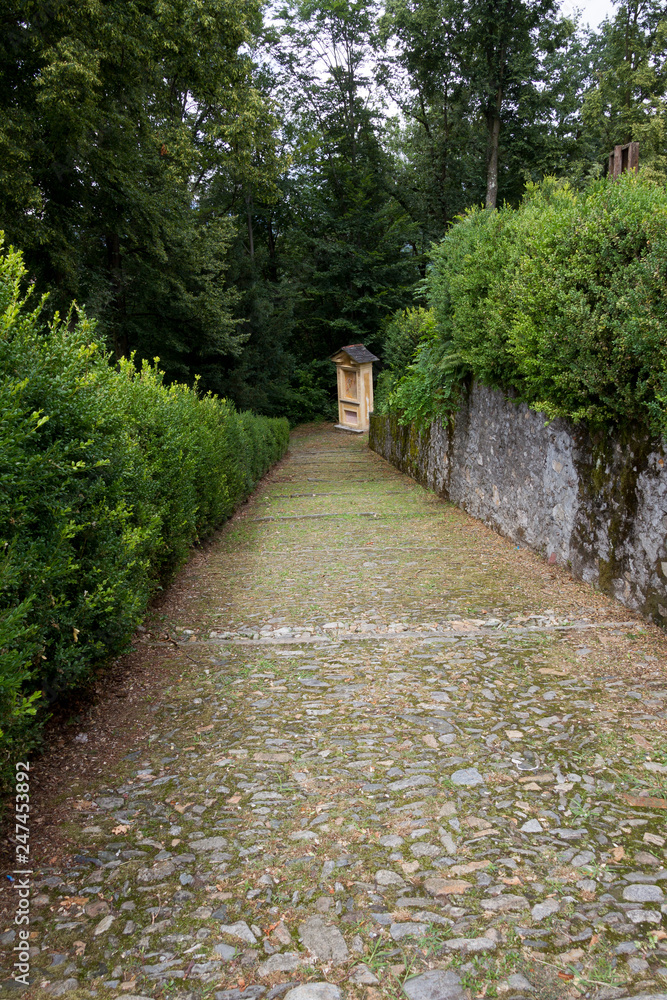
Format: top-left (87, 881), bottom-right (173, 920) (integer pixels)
top-left (375, 307), bottom-right (463, 424)
top-left (281, 360), bottom-right (338, 426)
top-left (383, 175), bottom-right (667, 432)
top-left (0, 240), bottom-right (289, 779)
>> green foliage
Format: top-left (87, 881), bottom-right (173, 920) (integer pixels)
top-left (0, 0), bottom-right (275, 378)
top-left (379, 0), bottom-right (582, 231)
top-left (281, 360), bottom-right (338, 427)
top-left (269, 0), bottom-right (420, 362)
top-left (383, 307), bottom-right (437, 376)
top-left (376, 307), bottom-right (463, 426)
top-left (0, 240), bottom-right (288, 782)
top-left (582, 1), bottom-right (667, 182)
top-left (387, 175), bottom-right (667, 434)
top-left (376, 306), bottom-right (435, 413)
top-left (378, 0), bottom-right (484, 236)
top-left (1, 0), bottom-right (665, 423)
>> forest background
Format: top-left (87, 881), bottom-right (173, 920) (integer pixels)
top-left (1, 0), bottom-right (666, 424)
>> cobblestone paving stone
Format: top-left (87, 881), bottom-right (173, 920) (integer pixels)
top-left (4, 425), bottom-right (667, 1000)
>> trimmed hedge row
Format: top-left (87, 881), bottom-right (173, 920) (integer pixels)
top-left (378, 175), bottom-right (667, 433)
top-left (0, 241), bottom-right (289, 779)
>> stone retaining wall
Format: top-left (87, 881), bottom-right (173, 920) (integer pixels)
top-left (369, 382), bottom-right (667, 624)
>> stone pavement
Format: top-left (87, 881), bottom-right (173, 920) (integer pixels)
top-left (3, 424), bottom-right (667, 1000)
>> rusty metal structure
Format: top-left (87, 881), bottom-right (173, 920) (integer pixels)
top-left (607, 141), bottom-right (639, 178)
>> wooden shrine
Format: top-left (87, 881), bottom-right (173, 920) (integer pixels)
top-left (331, 344), bottom-right (378, 432)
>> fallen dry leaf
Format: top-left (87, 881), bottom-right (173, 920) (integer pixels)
top-left (60, 896), bottom-right (88, 908)
top-left (196, 724), bottom-right (214, 733)
top-left (623, 793), bottom-right (667, 809)
top-left (112, 824), bottom-right (130, 834)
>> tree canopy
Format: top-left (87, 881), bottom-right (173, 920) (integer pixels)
top-left (0, 0), bottom-right (665, 420)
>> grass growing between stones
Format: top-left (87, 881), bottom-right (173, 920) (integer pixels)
top-left (2, 425), bottom-right (667, 1000)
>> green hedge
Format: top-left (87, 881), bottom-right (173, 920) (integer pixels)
top-left (382, 175), bottom-right (667, 432)
top-left (0, 240), bottom-right (289, 779)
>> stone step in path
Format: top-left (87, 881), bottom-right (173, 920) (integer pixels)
top-left (2, 424), bottom-right (667, 1000)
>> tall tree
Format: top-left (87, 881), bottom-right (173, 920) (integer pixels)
top-left (270, 0), bottom-right (419, 359)
top-left (582, 0), bottom-right (667, 180)
top-left (380, 0), bottom-right (578, 215)
top-left (464, 0), bottom-right (566, 207)
top-left (379, 0), bottom-right (484, 241)
top-left (0, 0), bottom-right (280, 380)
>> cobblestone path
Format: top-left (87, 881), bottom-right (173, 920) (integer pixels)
top-left (5, 425), bottom-right (667, 1000)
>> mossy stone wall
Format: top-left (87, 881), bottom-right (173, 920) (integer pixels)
top-left (369, 382), bottom-right (667, 624)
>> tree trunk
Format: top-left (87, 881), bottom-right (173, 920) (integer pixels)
top-left (485, 88), bottom-right (502, 209)
top-left (105, 232), bottom-right (128, 358)
top-left (267, 214), bottom-right (278, 281)
top-left (246, 194), bottom-right (254, 259)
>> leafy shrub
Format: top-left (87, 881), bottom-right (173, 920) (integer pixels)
top-left (385, 308), bottom-right (436, 378)
top-left (375, 307), bottom-right (435, 411)
top-left (389, 175), bottom-right (667, 433)
top-left (0, 240), bottom-right (288, 781)
top-left (376, 306), bottom-right (464, 426)
top-left (282, 359), bottom-right (338, 426)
